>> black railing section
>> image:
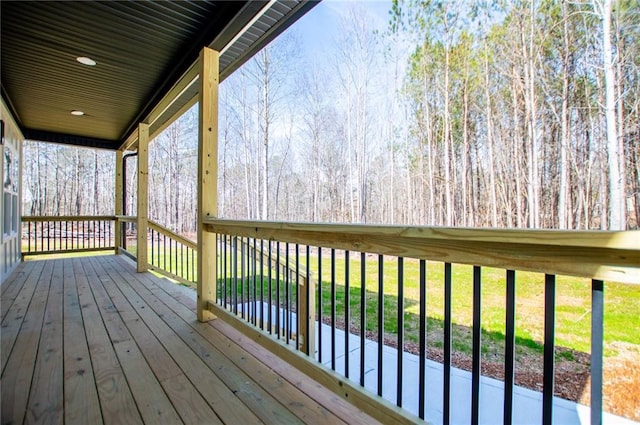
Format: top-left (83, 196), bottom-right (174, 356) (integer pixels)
top-left (22, 216), bottom-right (115, 256)
top-left (204, 221), bottom-right (636, 425)
top-left (147, 221), bottom-right (197, 285)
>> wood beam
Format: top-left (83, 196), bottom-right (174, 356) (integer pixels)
top-left (136, 123), bottom-right (149, 273)
top-left (197, 47), bottom-right (219, 322)
top-left (115, 150), bottom-right (124, 254)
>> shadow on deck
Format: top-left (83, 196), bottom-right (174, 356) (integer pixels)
top-left (1, 254), bottom-right (381, 425)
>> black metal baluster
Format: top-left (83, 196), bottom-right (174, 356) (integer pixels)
top-left (82, 220), bottom-right (85, 249)
top-left (163, 234), bottom-right (167, 271)
top-left (360, 252), bottom-right (366, 387)
top-left (377, 254), bottom-right (384, 397)
top-left (223, 237), bottom-right (227, 308)
top-left (261, 239), bottom-right (265, 330)
top-left (286, 242), bottom-right (290, 344)
top-left (241, 237), bottom-right (246, 319)
top-left (504, 270), bottom-right (516, 425)
top-left (591, 279), bottom-right (604, 425)
top-left (233, 236), bottom-right (238, 315)
top-left (444, 262), bottom-right (452, 424)
top-left (28, 222), bottom-right (31, 252)
top-left (419, 259), bottom-right (427, 420)
top-left (48, 221), bottom-right (51, 251)
top-left (543, 274), bottom-right (556, 425)
top-left (471, 266), bottom-right (482, 425)
top-left (397, 257), bottom-right (404, 407)
top-left (331, 248), bottom-right (336, 370)
top-left (253, 239), bottom-right (258, 326)
top-left (151, 230), bottom-right (155, 266)
top-left (295, 244), bottom-right (300, 348)
top-left (276, 241), bottom-right (281, 339)
top-left (318, 247), bottom-right (323, 363)
top-left (181, 243), bottom-right (184, 280)
top-left (305, 245), bottom-right (310, 354)
top-left (268, 241), bottom-right (273, 334)
top-left (345, 250), bottom-right (350, 378)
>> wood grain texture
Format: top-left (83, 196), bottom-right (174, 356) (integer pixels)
top-left (197, 47), bottom-right (219, 321)
top-left (205, 219), bottom-right (640, 284)
top-left (137, 123), bottom-right (149, 272)
top-left (26, 260), bottom-right (64, 424)
top-left (63, 259), bottom-right (103, 425)
top-left (115, 150), bottom-right (124, 253)
top-left (2, 255), bottom-right (404, 425)
top-left (1, 261), bottom-right (53, 425)
top-left (207, 301), bottom-right (417, 425)
top-left (75, 259), bottom-right (144, 425)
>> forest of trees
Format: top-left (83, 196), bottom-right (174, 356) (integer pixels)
top-left (22, 0), bottom-right (640, 233)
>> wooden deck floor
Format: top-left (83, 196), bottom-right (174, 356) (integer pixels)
top-left (1, 255), bottom-right (381, 425)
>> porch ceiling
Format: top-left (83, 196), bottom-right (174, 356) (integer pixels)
top-left (1, 1), bottom-right (317, 150)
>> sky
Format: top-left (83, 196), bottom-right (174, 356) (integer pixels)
top-left (289, 0), bottom-right (395, 57)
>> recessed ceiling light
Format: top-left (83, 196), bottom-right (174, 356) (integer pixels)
top-left (76, 56), bottom-right (96, 66)
top-left (71, 110), bottom-right (85, 116)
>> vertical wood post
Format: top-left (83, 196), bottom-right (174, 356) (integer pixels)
top-left (298, 274), bottom-right (316, 356)
top-left (197, 47), bottom-right (219, 322)
top-left (136, 123), bottom-right (149, 272)
top-left (115, 149), bottom-right (123, 253)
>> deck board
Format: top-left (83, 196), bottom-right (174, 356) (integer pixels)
top-left (1, 255), bottom-right (383, 425)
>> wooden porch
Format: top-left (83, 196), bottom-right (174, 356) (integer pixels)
top-left (1, 254), bottom-right (380, 425)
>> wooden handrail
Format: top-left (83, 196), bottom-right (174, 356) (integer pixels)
top-left (204, 219), bottom-right (640, 284)
top-left (116, 215), bottom-right (137, 223)
top-left (148, 220), bottom-right (197, 250)
top-left (22, 215), bottom-right (116, 222)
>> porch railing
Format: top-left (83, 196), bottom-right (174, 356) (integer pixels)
top-left (204, 219), bottom-right (640, 425)
top-left (115, 216), bottom-right (197, 286)
top-left (21, 215), bottom-right (116, 256)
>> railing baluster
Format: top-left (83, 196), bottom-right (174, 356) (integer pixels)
top-left (286, 242), bottom-right (290, 344)
top-left (331, 248), bottom-right (336, 370)
top-left (345, 250), bottom-right (350, 378)
top-left (360, 252), bottom-right (366, 387)
top-left (276, 241), bottom-right (281, 339)
top-left (444, 262), bottom-right (452, 424)
top-left (241, 237), bottom-right (246, 320)
top-left (268, 241), bottom-right (273, 334)
top-left (233, 236), bottom-right (238, 315)
top-left (471, 266), bottom-right (482, 425)
top-left (253, 238), bottom-right (258, 326)
top-left (223, 236), bottom-right (228, 308)
top-left (397, 256), bottom-right (404, 408)
top-left (28, 222), bottom-right (31, 252)
top-left (305, 245), bottom-right (311, 352)
top-left (151, 230), bottom-right (155, 266)
top-left (504, 270), bottom-right (516, 425)
top-left (543, 274), bottom-right (556, 425)
top-left (591, 279), bottom-right (604, 425)
top-left (295, 244), bottom-right (300, 348)
top-left (260, 239), bottom-right (265, 331)
top-left (48, 221), bottom-right (51, 251)
top-left (419, 259), bottom-right (426, 420)
top-left (318, 247), bottom-right (323, 363)
top-left (377, 254), bottom-right (384, 397)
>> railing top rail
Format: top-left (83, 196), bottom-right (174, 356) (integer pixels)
top-left (22, 215), bottom-right (117, 222)
top-left (116, 215), bottom-right (137, 223)
top-left (148, 219), bottom-right (197, 250)
top-left (204, 219), bottom-right (640, 284)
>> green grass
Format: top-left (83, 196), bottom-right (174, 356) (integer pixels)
top-left (217, 251), bottom-right (640, 359)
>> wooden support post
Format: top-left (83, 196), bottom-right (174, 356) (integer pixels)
top-left (115, 150), bottom-right (123, 253)
top-left (197, 47), bottom-right (219, 322)
top-left (298, 275), bottom-right (316, 356)
top-left (136, 123), bottom-right (149, 272)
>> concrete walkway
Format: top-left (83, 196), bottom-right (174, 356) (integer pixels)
top-left (313, 322), bottom-right (637, 425)
top-left (238, 303), bottom-right (636, 425)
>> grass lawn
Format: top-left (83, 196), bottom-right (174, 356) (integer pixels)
top-left (219, 248), bottom-right (640, 360)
